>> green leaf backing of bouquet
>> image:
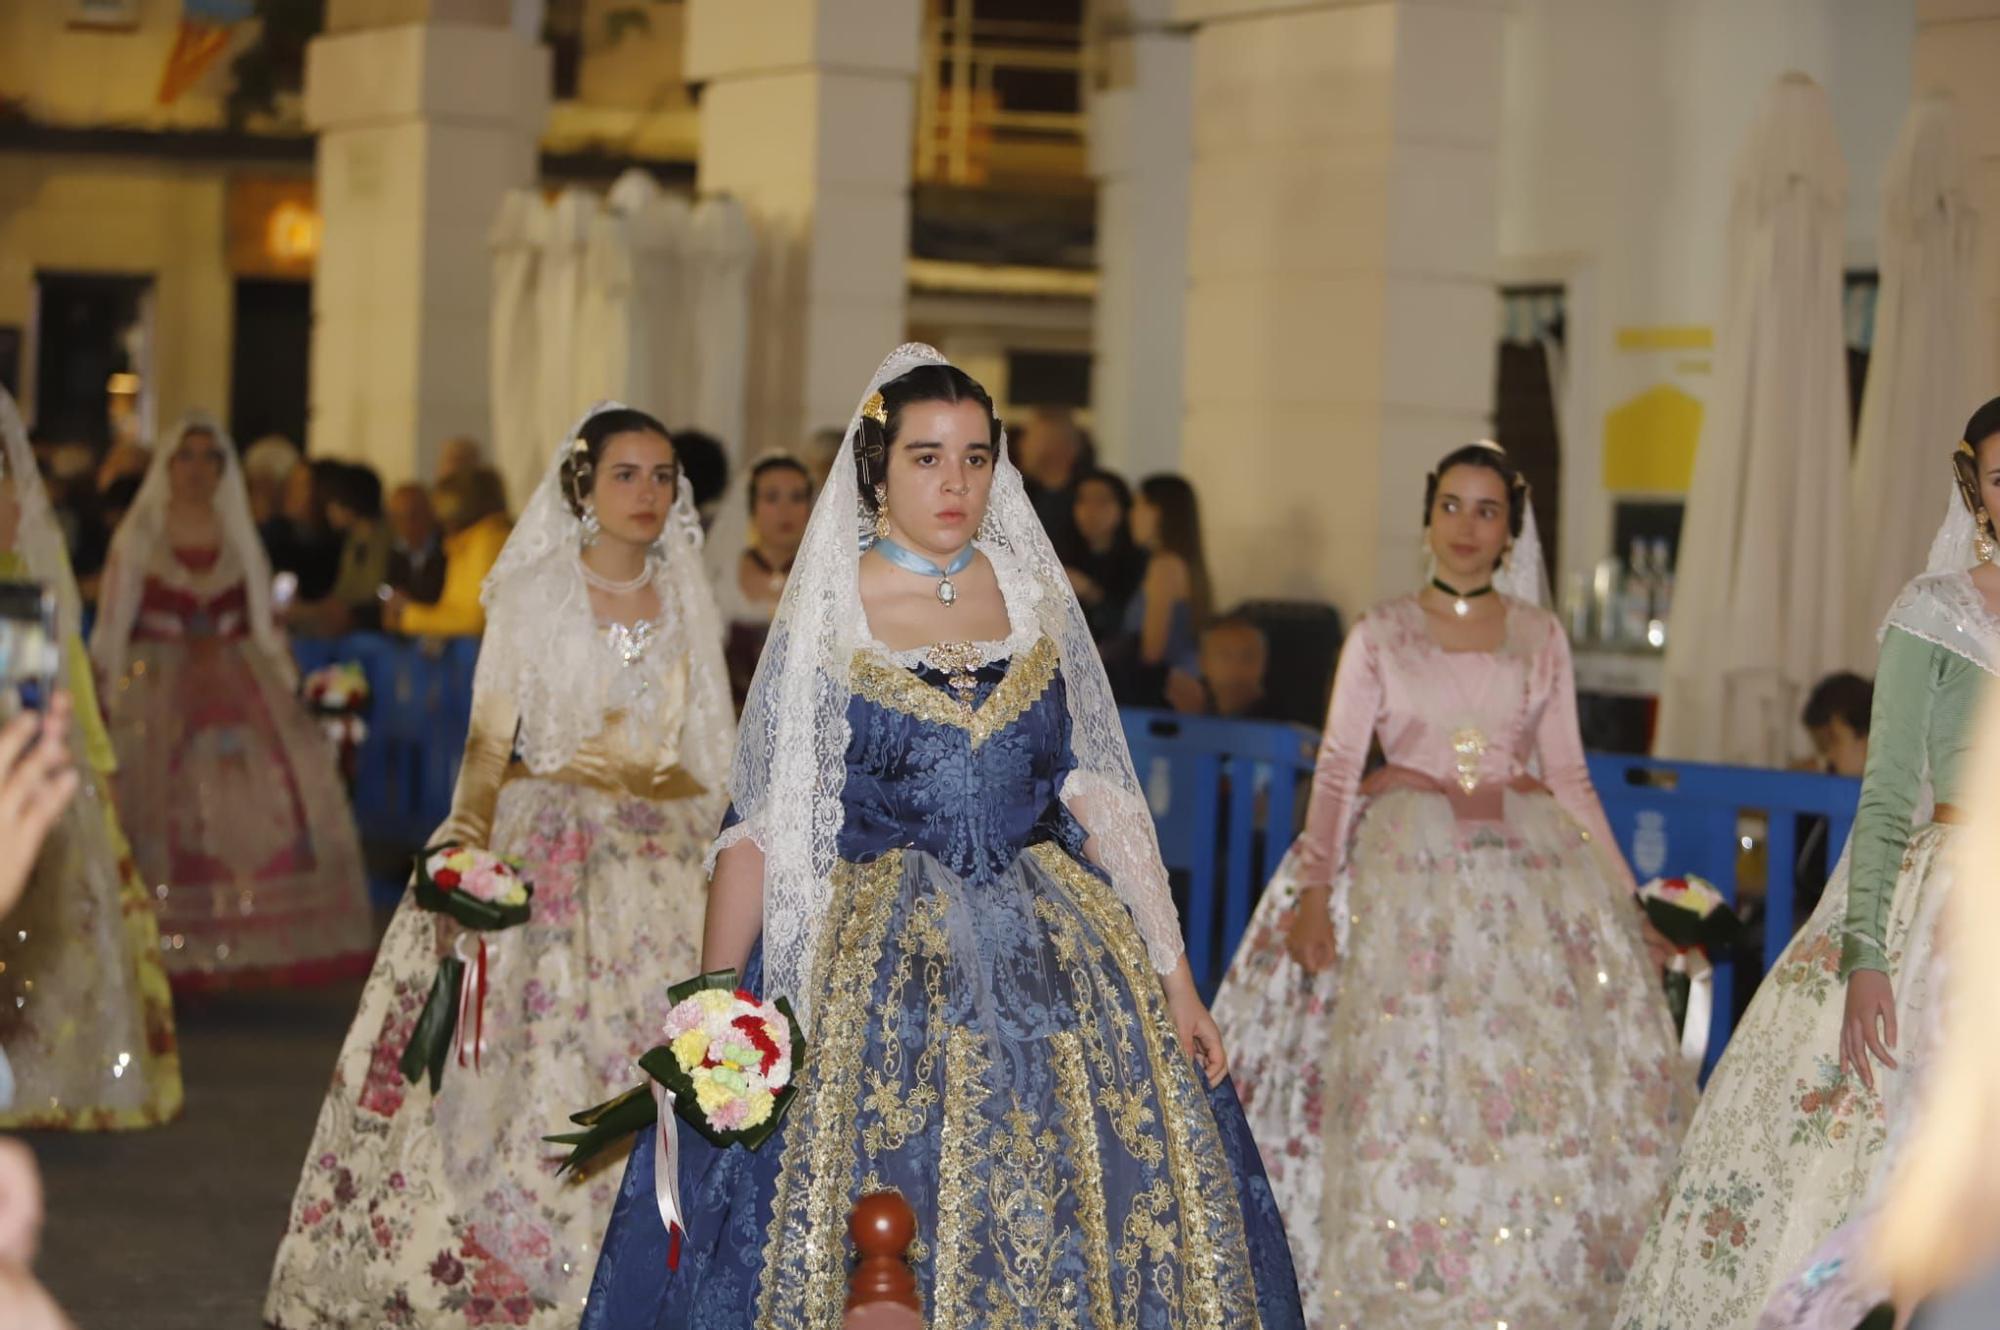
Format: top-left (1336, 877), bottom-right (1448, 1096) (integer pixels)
top-left (1642, 896), bottom-right (1758, 953)
top-left (398, 955), bottom-right (464, 1092)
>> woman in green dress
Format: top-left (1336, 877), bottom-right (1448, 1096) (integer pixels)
top-left (1615, 402), bottom-right (2000, 1330)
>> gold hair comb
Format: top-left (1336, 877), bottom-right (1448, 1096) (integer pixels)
top-left (861, 392), bottom-right (887, 427)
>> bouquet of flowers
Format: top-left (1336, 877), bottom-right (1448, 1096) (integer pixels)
top-left (547, 971), bottom-right (803, 1268)
top-left (398, 845), bottom-right (534, 1092)
top-left (301, 661), bottom-right (371, 774)
top-left (1638, 875), bottom-right (1757, 1064)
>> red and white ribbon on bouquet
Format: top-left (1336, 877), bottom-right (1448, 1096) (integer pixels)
top-left (453, 934), bottom-right (495, 1072)
top-left (649, 1081), bottom-right (686, 1270)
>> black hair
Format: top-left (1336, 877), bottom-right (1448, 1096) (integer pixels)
top-left (1203, 609), bottom-right (1266, 645)
top-left (560, 407), bottom-right (674, 518)
top-left (1422, 443), bottom-right (1528, 548)
top-left (1802, 671), bottom-right (1873, 737)
top-left (748, 455), bottom-right (813, 511)
top-left (853, 364), bottom-right (1001, 507)
top-left (326, 461), bottom-right (384, 521)
top-left (1955, 396), bottom-right (2000, 519)
top-left (1073, 467), bottom-right (1133, 514)
top-left (1137, 473), bottom-right (1213, 628)
top-left (672, 429), bottom-right (730, 510)
top-left (100, 474), bottom-right (142, 512)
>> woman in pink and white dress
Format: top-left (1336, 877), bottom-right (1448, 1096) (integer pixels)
top-left (1213, 441), bottom-right (1693, 1329)
top-left (90, 414), bottom-right (372, 991)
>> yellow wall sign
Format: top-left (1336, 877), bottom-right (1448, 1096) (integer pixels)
top-left (1614, 325), bottom-right (1714, 352)
top-left (1603, 383), bottom-right (1702, 493)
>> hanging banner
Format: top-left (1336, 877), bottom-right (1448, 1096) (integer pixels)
top-left (156, 0), bottom-right (256, 106)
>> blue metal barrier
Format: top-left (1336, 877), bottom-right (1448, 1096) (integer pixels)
top-left (1121, 709), bottom-right (1320, 995)
top-left (294, 633), bottom-right (480, 851)
top-left (288, 639), bottom-right (1865, 1076)
top-left (1586, 753), bottom-right (1860, 1076)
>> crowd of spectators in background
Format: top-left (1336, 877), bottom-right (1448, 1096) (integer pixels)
top-left (26, 403), bottom-right (1299, 723)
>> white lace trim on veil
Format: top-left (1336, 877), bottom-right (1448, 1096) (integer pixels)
top-left (720, 344), bottom-right (1184, 1031)
top-left (474, 401), bottom-right (734, 794)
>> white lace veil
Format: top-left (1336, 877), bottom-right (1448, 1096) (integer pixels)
top-left (474, 402), bottom-right (733, 792)
top-left (90, 411), bottom-right (280, 684)
top-left (1876, 480), bottom-right (1999, 675)
top-left (720, 344), bottom-right (1184, 1029)
top-left (1498, 503), bottom-right (1550, 607)
top-left (0, 387), bottom-right (82, 646)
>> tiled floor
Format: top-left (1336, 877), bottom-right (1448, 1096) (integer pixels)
top-left (32, 979), bottom-right (362, 1329)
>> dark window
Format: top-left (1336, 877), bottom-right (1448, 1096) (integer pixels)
top-left (1007, 349), bottom-right (1091, 408)
top-left (231, 277), bottom-right (311, 446)
top-left (34, 271), bottom-right (151, 449)
top-left (1493, 284), bottom-right (1564, 577)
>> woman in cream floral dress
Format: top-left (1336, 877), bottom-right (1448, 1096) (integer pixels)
top-left (1213, 441), bottom-right (1693, 1328)
top-left (265, 405), bottom-right (733, 1329)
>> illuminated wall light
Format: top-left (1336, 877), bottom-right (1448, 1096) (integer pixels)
top-left (267, 201), bottom-right (323, 264)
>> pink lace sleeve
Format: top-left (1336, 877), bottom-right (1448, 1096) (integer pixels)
top-left (1532, 620), bottom-right (1637, 894)
top-left (1294, 618), bottom-right (1384, 890)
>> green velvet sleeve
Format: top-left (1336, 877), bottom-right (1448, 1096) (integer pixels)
top-left (1840, 627), bottom-right (1937, 978)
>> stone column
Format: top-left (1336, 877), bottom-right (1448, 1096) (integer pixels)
top-left (1089, 0), bottom-right (1193, 477)
top-left (304, 0), bottom-right (549, 481)
top-left (686, 0), bottom-right (921, 459)
top-left (1915, 0), bottom-right (2000, 386)
top-left (1176, 0), bottom-right (1503, 613)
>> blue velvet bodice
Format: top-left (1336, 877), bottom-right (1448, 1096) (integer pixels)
top-left (836, 635), bottom-right (1092, 880)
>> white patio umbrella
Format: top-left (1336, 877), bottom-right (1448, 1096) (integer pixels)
top-left (534, 188), bottom-right (595, 460)
top-left (1654, 73), bottom-right (1851, 766)
top-left (687, 195), bottom-right (754, 452)
top-left (610, 171), bottom-right (696, 431)
top-left (488, 189), bottom-right (546, 505)
top-left (1847, 92), bottom-right (1984, 665)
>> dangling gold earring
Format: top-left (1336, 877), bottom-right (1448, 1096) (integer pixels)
top-left (873, 484), bottom-right (892, 542)
top-left (1979, 511), bottom-right (1996, 564)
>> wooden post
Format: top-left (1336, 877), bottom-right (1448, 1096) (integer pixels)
top-left (844, 1191), bottom-right (920, 1328)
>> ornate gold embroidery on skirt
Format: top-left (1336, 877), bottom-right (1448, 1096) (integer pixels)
top-left (932, 1027), bottom-right (993, 1329)
top-left (1030, 843), bottom-right (1261, 1330)
top-left (757, 852), bottom-right (906, 1330)
top-left (1052, 1029), bottom-right (1117, 1330)
top-left (861, 892), bottom-right (950, 1158)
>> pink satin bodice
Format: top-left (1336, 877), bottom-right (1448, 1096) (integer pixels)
top-left (1294, 594), bottom-right (1631, 891)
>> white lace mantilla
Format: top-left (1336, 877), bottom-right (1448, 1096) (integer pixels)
top-left (1881, 570), bottom-right (2000, 678)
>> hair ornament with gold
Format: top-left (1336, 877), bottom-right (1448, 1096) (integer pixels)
top-left (861, 392), bottom-right (888, 427)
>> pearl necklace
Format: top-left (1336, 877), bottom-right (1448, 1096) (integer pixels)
top-left (578, 553), bottom-right (653, 594)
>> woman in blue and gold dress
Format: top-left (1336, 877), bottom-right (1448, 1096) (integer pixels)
top-left (583, 345), bottom-right (1303, 1328)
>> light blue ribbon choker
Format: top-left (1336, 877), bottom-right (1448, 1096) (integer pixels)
top-left (872, 536), bottom-right (975, 606)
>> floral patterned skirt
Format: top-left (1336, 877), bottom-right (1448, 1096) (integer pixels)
top-left (0, 766), bottom-right (182, 1130)
top-left (1614, 824), bottom-right (1954, 1330)
top-left (264, 777), bottom-right (714, 1330)
top-left (109, 638), bottom-right (373, 987)
top-left (1214, 790), bottom-right (1694, 1329)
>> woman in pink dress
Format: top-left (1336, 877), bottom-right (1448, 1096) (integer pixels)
top-left (90, 414), bottom-right (372, 990)
top-left (1212, 440), bottom-right (1694, 1329)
